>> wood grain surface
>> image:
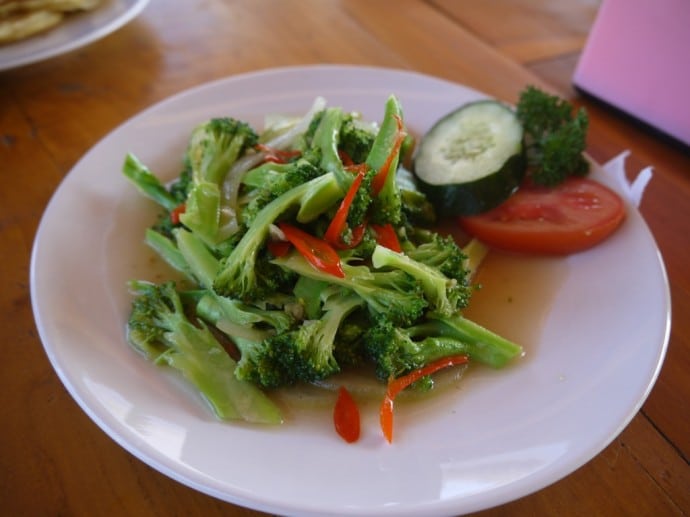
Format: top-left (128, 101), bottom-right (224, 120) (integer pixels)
top-left (2, 1), bottom-right (688, 515)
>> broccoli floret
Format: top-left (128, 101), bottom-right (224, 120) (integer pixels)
top-left (369, 174), bottom-right (403, 226)
top-left (177, 117), bottom-right (259, 244)
top-left (401, 232), bottom-right (468, 285)
top-left (239, 158), bottom-right (322, 227)
top-left (339, 114), bottom-right (377, 164)
top-left (363, 316), bottom-right (466, 381)
top-left (196, 292), bottom-right (296, 342)
top-left (125, 280), bottom-right (282, 424)
top-left (346, 165), bottom-right (376, 229)
top-left (213, 172), bottom-right (344, 301)
top-left (363, 312), bottom-right (523, 381)
top-left (169, 162), bottom-right (193, 203)
top-left (186, 117), bottom-right (259, 184)
top-left (371, 244), bottom-right (471, 316)
top-left (234, 289), bottom-right (365, 388)
top-left (294, 108), bottom-right (325, 152)
top-left (400, 188), bottom-right (436, 226)
top-left (516, 86), bottom-right (590, 186)
top-left (230, 336), bottom-right (295, 389)
top-left (345, 224), bottom-right (379, 259)
top-left (273, 252), bottom-right (427, 326)
top-left (394, 166), bottom-right (437, 226)
top-left (242, 159), bottom-right (321, 192)
top-left (332, 310), bottom-right (370, 368)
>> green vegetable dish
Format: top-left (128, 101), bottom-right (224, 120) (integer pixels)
top-left (122, 94), bottom-right (523, 434)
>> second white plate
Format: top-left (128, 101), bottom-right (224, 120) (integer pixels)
top-left (0, 0), bottom-right (149, 71)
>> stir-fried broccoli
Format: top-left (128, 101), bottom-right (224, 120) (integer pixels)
top-left (364, 313), bottom-right (523, 381)
top-left (125, 280), bottom-right (282, 424)
top-left (122, 95), bottom-right (523, 429)
top-left (371, 244), bottom-right (471, 317)
top-left (516, 86), bottom-right (589, 186)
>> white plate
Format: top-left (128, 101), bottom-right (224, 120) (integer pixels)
top-left (30, 65), bottom-right (671, 516)
top-left (0, 0), bottom-right (149, 71)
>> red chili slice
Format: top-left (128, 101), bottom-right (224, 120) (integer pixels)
top-left (278, 222), bottom-right (345, 278)
top-left (380, 354), bottom-right (469, 443)
top-left (334, 386), bottom-right (360, 443)
top-left (324, 164), bottom-right (368, 248)
top-left (371, 223), bottom-right (401, 252)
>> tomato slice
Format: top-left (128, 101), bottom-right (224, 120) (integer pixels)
top-left (458, 178), bottom-right (626, 255)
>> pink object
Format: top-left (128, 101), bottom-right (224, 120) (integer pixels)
top-left (573, 0), bottom-right (690, 146)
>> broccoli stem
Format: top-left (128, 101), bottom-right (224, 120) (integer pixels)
top-left (195, 293), bottom-right (272, 344)
top-left (123, 153), bottom-right (179, 211)
top-left (144, 228), bottom-right (193, 280)
top-left (366, 95), bottom-right (405, 224)
top-left (429, 313), bottom-right (523, 368)
top-left (366, 95), bottom-right (404, 177)
top-left (462, 238), bottom-right (489, 281)
top-left (158, 319), bottom-right (277, 422)
top-left (312, 107), bottom-right (348, 183)
top-left (173, 227), bottom-right (219, 289)
top-left (178, 181), bottom-right (222, 245)
top-left (371, 244), bottom-right (455, 316)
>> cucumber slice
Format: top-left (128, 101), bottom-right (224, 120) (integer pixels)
top-left (412, 100), bottom-right (526, 216)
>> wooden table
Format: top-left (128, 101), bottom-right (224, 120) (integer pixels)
top-left (2, 1), bottom-right (688, 515)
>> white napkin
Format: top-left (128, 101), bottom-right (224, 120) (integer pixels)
top-left (601, 151), bottom-right (653, 208)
